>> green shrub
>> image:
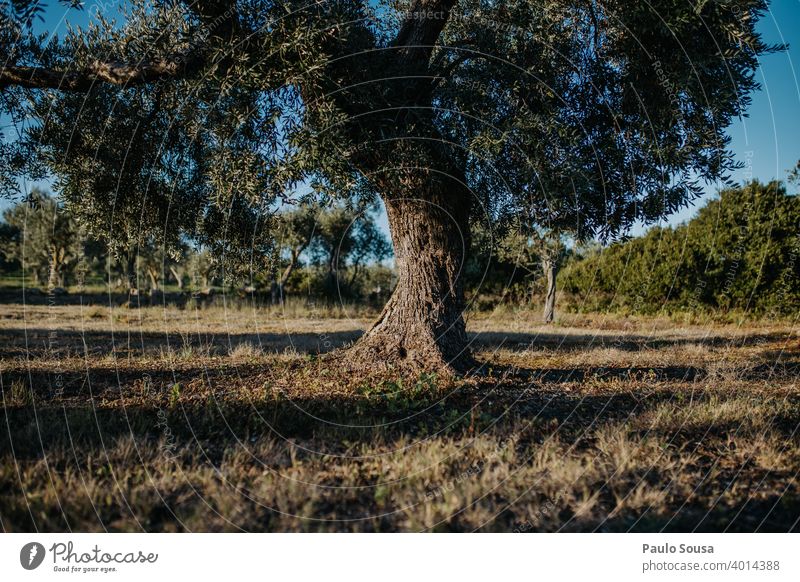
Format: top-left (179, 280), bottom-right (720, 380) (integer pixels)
top-left (559, 180), bottom-right (800, 317)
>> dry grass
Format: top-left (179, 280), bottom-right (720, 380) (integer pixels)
top-left (1, 303), bottom-right (798, 532)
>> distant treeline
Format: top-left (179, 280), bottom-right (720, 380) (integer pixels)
top-left (0, 189), bottom-right (394, 303)
top-left (559, 180), bottom-right (800, 316)
top-left (2, 180), bottom-right (798, 317)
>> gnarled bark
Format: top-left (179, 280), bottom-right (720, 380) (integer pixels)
top-left (347, 175), bottom-right (473, 374)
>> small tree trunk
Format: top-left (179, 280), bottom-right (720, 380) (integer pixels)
top-left (542, 257), bottom-right (557, 324)
top-left (125, 253), bottom-right (140, 307)
top-left (147, 267), bottom-right (159, 292)
top-left (270, 281), bottom-right (280, 305)
top-left (126, 254), bottom-right (138, 293)
top-left (328, 251), bottom-right (338, 293)
top-left (348, 181), bottom-right (473, 374)
top-left (348, 261), bottom-right (362, 288)
top-left (169, 266), bottom-right (184, 290)
top-left (47, 246), bottom-right (60, 290)
top-left (273, 250), bottom-right (300, 305)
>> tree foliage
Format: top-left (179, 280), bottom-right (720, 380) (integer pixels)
top-left (560, 180), bottom-right (800, 316)
top-left (1, 0), bottom-right (779, 250)
top-left (2, 187), bottom-right (83, 287)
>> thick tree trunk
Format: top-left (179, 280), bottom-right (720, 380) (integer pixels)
top-left (348, 181), bottom-right (473, 374)
top-left (542, 257), bottom-right (557, 324)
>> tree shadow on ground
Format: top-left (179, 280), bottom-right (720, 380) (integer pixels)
top-left (482, 362), bottom-right (800, 384)
top-left (2, 321), bottom-right (798, 532)
top-left (470, 330), bottom-right (794, 352)
top-left (2, 326), bottom-right (794, 360)
top-left (0, 328), bottom-right (364, 359)
top-left (2, 386), bottom-right (798, 533)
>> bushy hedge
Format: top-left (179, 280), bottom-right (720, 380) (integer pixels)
top-left (559, 180), bottom-right (800, 316)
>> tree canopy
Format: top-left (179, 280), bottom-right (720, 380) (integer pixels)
top-left (3, 1), bottom-right (778, 240)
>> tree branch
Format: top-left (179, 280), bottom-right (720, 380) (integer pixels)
top-left (392, 0), bottom-right (458, 72)
top-left (0, 55), bottom-right (199, 91)
top-left (0, 0), bottom-right (240, 92)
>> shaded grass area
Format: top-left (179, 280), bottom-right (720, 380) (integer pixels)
top-left (1, 306), bottom-right (799, 532)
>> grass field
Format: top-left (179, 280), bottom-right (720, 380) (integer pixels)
top-left (1, 301), bottom-right (799, 532)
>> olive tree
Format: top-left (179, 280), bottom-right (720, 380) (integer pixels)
top-left (309, 201), bottom-right (392, 297)
top-left (270, 203), bottom-right (319, 303)
top-left (2, 187), bottom-right (81, 288)
top-left (497, 228), bottom-right (567, 322)
top-left (1, 0), bottom-right (778, 372)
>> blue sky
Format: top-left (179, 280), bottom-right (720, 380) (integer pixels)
top-left (7, 0), bottom-right (800, 236)
top-left (658, 0), bottom-right (800, 230)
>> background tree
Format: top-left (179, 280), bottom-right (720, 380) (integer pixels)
top-left (271, 204), bottom-right (320, 304)
top-left (165, 242), bottom-right (191, 291)
top-left (2, 188), bottom-right (81, 289)
top-left (309, 202), bottom-right (392, 299)
top-left (0, 220), bottom-right (20, 274)
top-left (135, 237), bottom-right (189, 297)
top-left (188, 249), bottom-right (217, 292)
top-left (537, 233), bottom-right (567, 324)
top-left (136, 239), bottom-right (166, 293)
top-left (687, 180), bottom-right (800, 313)
top-left (494, 228), bottom-right (568, 322)
top-left (0, 0), bottom-right (779, 372)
